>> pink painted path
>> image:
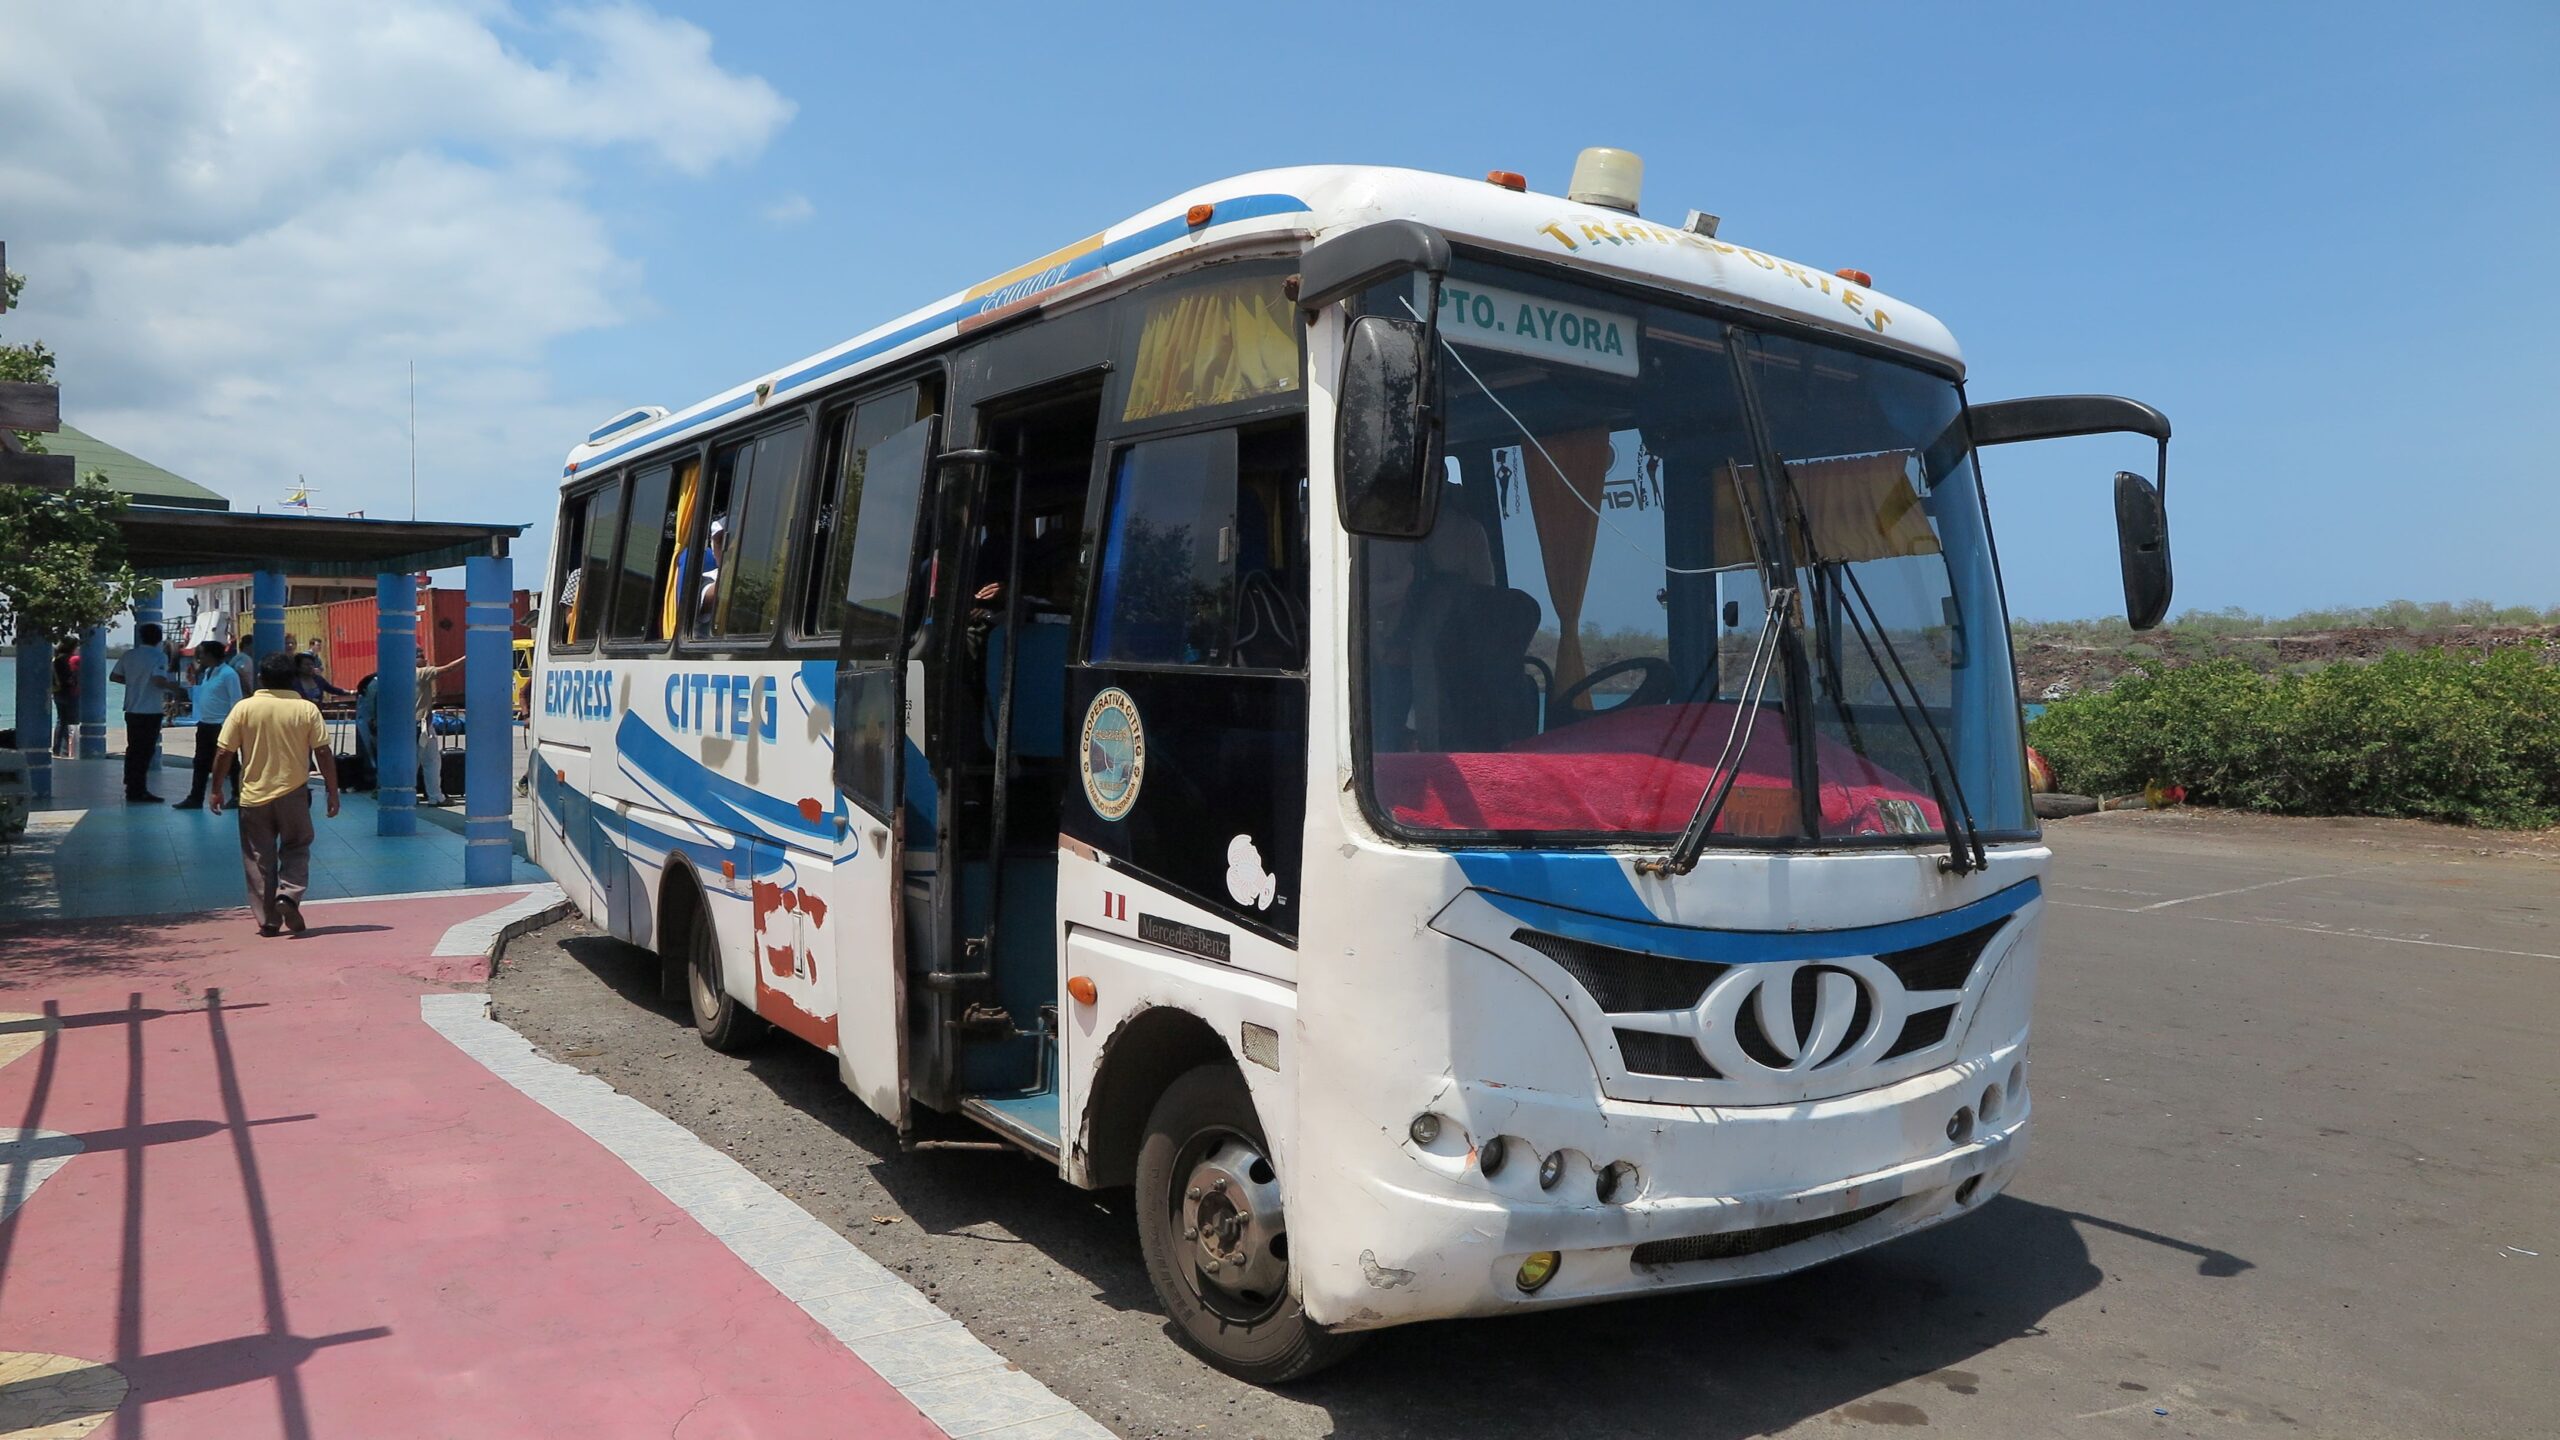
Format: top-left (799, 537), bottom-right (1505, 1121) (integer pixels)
top-left (0, 893), bottom-right (945, 1439)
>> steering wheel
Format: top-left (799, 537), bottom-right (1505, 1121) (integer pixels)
top-left (1556, 656), bottom-right (1675, 716)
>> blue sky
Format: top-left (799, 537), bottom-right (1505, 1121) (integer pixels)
top-left (9, 1), bottom-right (2554, 621)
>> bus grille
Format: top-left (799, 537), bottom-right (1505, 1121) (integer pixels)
top-left (1512, 929), bottom-right (1725, 1013)
top-left (1512, 915), bottom-right (2011, 1084)
top-left (1630, 1201), bottom-right (1897, 1268)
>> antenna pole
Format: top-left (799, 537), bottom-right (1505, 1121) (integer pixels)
top-left (409, 359), bottom-right (417, 520)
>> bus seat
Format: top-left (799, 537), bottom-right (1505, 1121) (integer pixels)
top-left (1411, 580), bottom-right (1542, 750)
top-left (985, 620), bottom-right (1070, 759)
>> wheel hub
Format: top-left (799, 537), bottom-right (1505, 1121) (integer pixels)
top-left (1179, 1136), bottom-right (1286, 1301)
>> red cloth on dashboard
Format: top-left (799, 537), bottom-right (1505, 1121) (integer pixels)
top-left (1373, 702), bottom-right (1941, 836)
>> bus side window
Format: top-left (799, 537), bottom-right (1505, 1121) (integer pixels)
top-left (550, 490), bottom-right (590, 649)
top-left (703, 422), bottom-right (809, 639)
top-left (552, 481), bottom-right (621, 651)
top-left (835, 416), bottom-right (939, 813)
top-left (802, 384), bottom-right (928, 638)
top-left (606, 460), bottom-right (680, 643)
top-left (1090, 418), bottom-right (1305, 670)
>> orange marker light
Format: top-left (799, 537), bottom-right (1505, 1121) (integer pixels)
top-left (1485, 170), bottom-right (1528, 192)
top-left (1835, 268), bottom-right (1873, 287)
top-left (1185, 203), bottom-right (1215, 227)
top-left (1066, 975), bottom-right (1098, 1006)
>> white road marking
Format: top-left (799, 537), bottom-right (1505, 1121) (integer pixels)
top-left (422, 993), bottom-right (1113, 1440)
top-left (2136, 870), bottom-right (2361, 911)
top-left (2049, 899), bottom-right (2560, 962)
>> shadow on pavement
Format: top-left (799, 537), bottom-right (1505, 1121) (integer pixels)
top-left (546, 936), bottom-right (2186, 1436)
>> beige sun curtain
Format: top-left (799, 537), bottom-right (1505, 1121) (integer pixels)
top-left (1525, 445), bottom-right (1940, 695)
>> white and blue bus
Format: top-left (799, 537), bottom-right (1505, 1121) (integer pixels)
top-left (530, 150), bottom-right (2173, 1381)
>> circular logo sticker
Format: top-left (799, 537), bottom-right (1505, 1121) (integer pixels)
top-left (1079, 687), bottom-right (1147, 822)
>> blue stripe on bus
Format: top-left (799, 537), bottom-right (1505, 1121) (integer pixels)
top-left (615, 711), bottom-right (837, 846)
top-left (569, 192), bottom-right (1312, 474)
top-left (1466, 873), bottom-right (2041, 965)
top-left (533, 764), bottom-right (788, 890)
top-left (1453, 851), bottom-right (1652, 921)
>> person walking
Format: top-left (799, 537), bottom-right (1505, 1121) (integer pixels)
top-left (174, 641), bottom-right (244, 810)
top-left (50, 638), bottom-right (78, 757)
top-left (416, 645), bottom-right (463, 806)
top-left (110, 622), bottom-right (182, 803)
top-left (208, 652), bottom-right (340, 937)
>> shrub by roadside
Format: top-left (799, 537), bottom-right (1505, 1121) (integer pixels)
top-left (2026, 647), bottom-right (2560, 829)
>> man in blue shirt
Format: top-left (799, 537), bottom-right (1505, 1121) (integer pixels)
top-left (174, 640), bottom-right (245, 810)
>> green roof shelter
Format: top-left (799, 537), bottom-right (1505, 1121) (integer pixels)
top-left (45, 421), bottom-right (231, 511)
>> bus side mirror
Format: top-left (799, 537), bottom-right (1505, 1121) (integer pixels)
top-left (2114, 470), bottom-right (2173, 630)
top-left (1336, 314), bottom-right (1441, 539)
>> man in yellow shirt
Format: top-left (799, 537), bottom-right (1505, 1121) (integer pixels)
top-left (209, 653), bottom-right (343, 937)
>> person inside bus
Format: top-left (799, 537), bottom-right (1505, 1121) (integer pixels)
top-left (691, 517), bottom-right (726, 636)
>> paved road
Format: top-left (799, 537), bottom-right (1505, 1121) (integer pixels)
top-left (490, 811), bottom-right (2560, 1438)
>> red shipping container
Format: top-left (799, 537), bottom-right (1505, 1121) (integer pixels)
top-left (319, 587), bottom-right (531, 708)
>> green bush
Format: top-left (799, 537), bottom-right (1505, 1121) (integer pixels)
top-left (2027, 647), bottom-right (2560, 829)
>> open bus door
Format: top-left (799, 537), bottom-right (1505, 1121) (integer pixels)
top-left (827, 415), bottom-right (940, 1131)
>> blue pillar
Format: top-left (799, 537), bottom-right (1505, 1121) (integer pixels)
top-left (252, 569), bottom-right (288, 664)
top-left (78, 626), bottom-right (107, 759)
top-left (14, 628), bottom-right (53, 800)
top-left (376, 573), bottom-right (418, 837)
top-left (133, 587), bottom-right (166, 777)
top-left (463, 556), bottom-right (514, 885)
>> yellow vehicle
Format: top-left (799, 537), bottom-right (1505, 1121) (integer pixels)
top-left (512, 637), bottom-right (534, 719)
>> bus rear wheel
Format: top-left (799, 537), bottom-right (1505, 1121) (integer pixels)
top-left (680, 893), bottom-right (761, 1053)
top-left (1134, 1064), bottom-right (1361, 1384)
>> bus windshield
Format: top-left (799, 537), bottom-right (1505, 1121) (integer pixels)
top-left (1357, 260), bottom-right (2029, 847)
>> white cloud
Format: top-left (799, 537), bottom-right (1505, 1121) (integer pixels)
top-left (762, 193), bottom-right (816, 226)
top-left (0, 1), bottom-right (791, 560)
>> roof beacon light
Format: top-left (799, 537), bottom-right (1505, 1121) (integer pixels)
top-left (1567, 147), bottom-right (1644, 214)
top-left (1485, 170), bottom-right (1528, 192)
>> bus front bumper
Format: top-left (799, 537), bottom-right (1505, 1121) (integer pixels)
top-left (1299, 1040), bottom-right (2029, 1331)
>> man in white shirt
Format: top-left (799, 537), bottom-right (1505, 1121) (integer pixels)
top-left (109, 622), bottom-right (181, 803)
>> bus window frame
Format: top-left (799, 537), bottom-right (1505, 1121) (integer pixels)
top-left (596, 444), bottom-right (704, 658)
top-left (547, 472), bottom-right (621, 656)
top-left (672, 405), bottom-right (819, 659)
top-left (1077, 260), bottom-right (1310, 678)
top-left (785, 364), bottom-right (945, 652)
top-left (1076, 410), bottom-right (1312, 681)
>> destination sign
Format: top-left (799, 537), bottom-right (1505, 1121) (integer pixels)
top-left (1435, 279), bottom-right (1639, 377)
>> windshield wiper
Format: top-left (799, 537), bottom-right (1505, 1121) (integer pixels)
top-left (1761, 463), bottom-right (1985, 873)
top-left (1832, 562), bottom-right (1987, 873)
top-left (1640, 584), bottom-right (1795, 877)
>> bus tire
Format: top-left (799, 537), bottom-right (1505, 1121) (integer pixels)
top-left (680, 890), bottom-right (762, 1053)
top-left (1134, 1063), bottom-right (1361, 1385)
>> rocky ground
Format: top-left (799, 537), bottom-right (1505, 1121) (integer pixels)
top-left (2012, 621), bottom-right (2560, 701)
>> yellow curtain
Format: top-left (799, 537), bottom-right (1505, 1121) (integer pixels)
top-left (660, 459), bottom-right (700, 639)
top-left (1122, 275), bottom-right (1300, 422)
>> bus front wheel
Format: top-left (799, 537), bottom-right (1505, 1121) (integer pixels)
top-left (680, 894), bottom-right (762, 1053)
top-left (1134, 1063), bottom-right (1361, 1384)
